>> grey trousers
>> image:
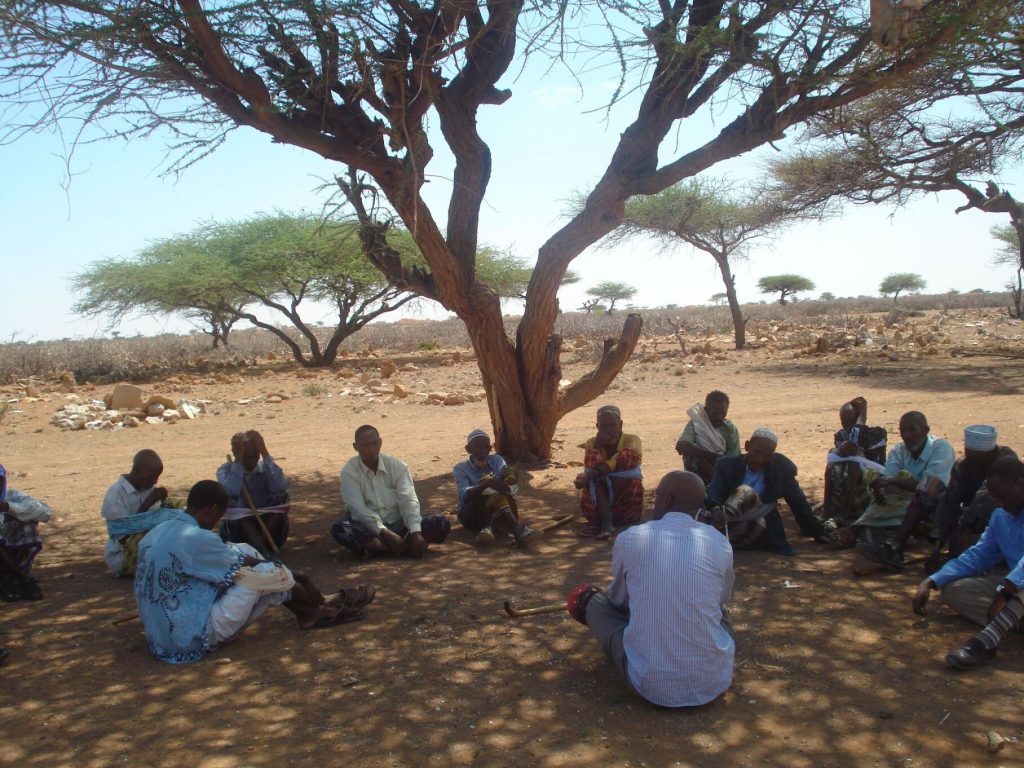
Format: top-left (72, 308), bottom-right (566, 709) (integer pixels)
top-left (585, 592), bottom-right (735, 698)
top-left (940, 574), bottom-right (1023, 629)
top-left (585, 592), bottom-right (638, 694)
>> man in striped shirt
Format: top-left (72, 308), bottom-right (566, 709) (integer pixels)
top-left (570, 470), bottom-right (735, 707)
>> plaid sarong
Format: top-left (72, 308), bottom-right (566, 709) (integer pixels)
top-left (580, 448), bottom-right (644, 527)
top-left (330, 513), bottom-right (451, 555)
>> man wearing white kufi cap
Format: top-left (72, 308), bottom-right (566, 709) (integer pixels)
top-left (706, 426), bottom-right (826, 556)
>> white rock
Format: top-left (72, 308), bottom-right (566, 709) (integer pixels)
top-left (145, 416), bottom-right (163, 425)
top-left (148, 403), bottom-right (166, 417)
top-left (162, 409), bottom-right (180, 422)
top-left (122, 415), bottom-right (140, 428)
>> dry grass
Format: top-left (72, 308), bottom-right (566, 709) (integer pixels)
top-left (1, 291), bottom-right (1011, 382)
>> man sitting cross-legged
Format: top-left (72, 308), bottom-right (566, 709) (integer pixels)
top-left (574, 405), bottom-right (644, 540)
top-left (851, 411), bottom-right (955, 559)
top-left (101, 449), bottom-right (177, 577)
top-left (912, 456), bottom-right (1024, 670)
top-left (453, 429), bottom-right (538, 548)
top-left (707, 427), bottom-right (826, 556)
top-left (567, 470), bottom-right (734, 707)
top-left (331, 425), bottom-right (450, 558)
top-left (135, 480), bottom-right (375, 664)
top-left (675, 390), bottom-right (741, 485)
top-left (216, 429), bottom-right (290, 558)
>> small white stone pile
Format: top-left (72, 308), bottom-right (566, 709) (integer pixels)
top-left (50, 384), bottom-right (208, 431)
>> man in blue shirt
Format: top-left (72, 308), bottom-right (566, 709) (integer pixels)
top-left (453, 429), bottom-right (537, 547)
top-left (912, 456), bottom-right (1024, 670)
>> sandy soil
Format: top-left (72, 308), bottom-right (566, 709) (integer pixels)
top-left (2, 308), bottom-right (1023, 768)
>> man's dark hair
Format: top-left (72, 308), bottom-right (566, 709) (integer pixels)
top-left (900, 410), bottom-right (928, 427)
top-left (987, 455), bottom-right (1024, 483)
top-left (187, 480), bottom-right (229, 511)
top-left (354, 424), bottom-right (380, 442)
top-left (705, 390), bottom-right (729, 407)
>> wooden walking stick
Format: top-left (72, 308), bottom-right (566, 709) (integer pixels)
top-left (228, 452), bottom-right (280, 557)
top-left (503, 600), bottom-right (565, 618)
top-left (538, 514), bottom-right (575, 534)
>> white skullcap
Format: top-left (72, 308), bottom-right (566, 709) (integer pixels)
top-left (750, 427), bottom-right (779, 446)
top-left (964, 425), bottom-right (997, 451)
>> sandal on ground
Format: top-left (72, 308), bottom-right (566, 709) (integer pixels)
top-left (513, 527), bottom-right (540, 548)
top-left (474, 527), bottom-right (496, 546)
top-left (577, 523), bottom-right (602, 538)
top-left (328, 584), bottom-right (377, 612)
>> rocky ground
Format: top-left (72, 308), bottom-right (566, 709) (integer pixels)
top-left (2, 307), bottom-right (1023, 768)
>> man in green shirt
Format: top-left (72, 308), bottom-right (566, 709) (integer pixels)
top-left (675, 391), bottom-right (740, 484)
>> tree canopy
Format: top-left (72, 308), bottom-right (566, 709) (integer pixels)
top-left (75, 214), bottom-right (418, 365)
top-left (879, 272), bottom-right (926, 302)
top-left (3, 0), bottom-right (1013, 458)
top-left (608, 177), bottom-right (830, 348)
top-left (585, 282), bottom-right (636, 315)
top-left (757, 274), bottom-right (815, 305)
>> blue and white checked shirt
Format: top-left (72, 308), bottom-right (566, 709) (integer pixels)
top-left (608, 511), bottom-right (735, 707)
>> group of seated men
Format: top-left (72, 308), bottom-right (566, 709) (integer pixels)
top-left (5, 391), bottom-right (1021, 692)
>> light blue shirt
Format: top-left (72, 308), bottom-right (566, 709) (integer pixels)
top-left (742, 466), bottom-right (767, 497)
top-left (453, 454), bottom-right (509, 508)
top-left (608, 512), bottom-right (734, 707)
top-left (883, 434), bottom-right (955, 488)
top-left (134, 510), bottom-right (245, 664)
top-left (930, 507), bottom-right (1024, 589)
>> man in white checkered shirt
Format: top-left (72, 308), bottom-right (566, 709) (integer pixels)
top-left (569, 470), bottom-right (735, 707)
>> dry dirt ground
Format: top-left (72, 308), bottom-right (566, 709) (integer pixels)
top-left (2, 308), bottom-right (1023, 768)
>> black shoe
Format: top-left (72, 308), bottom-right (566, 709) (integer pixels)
top-left (945, 639), bottom-right (996, 670)
top-left (857, 541), bottom-right (904, 571)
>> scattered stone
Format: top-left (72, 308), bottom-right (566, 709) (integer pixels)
top-left (162, 409), bottom-right (181, 422)
top-left (393, 384), bottom-right (409, 398)
top-left (110, 384), bottom-right (145, 411)
top-left (987, 731), bottom-right (1006, 754)
top-left (60, 372), bottom-right (77, 392)
top-left (380, 360), bottom-right (397, 378)
top-left (146, 394), bottom-right (177, 410)
top-left (265, 394), bottom-right (284, 404)
top-left (443, 394), bottom-right (466, 406)
top-left (178, 402), bottom-right (201, 420)
top-left (145, 416), bottom-right (164, 425)
top-left (148, 403), bottom-right (166, 417)
top-left (122, 415), bottom-right (140, 428)
top-left (25, 384), bottom-right (38, 398)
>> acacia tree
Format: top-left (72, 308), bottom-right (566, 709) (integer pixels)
top-left (767, 7), bottom-right (1024, 268)
top-left (1, 1), bottom-right (1009, 458)
top-left (992, 225), bottom-right (1023, 318)
top-left (73, 248), bottom-right (246, 349)
top-left (586, 282), bottom-right (636, 315)
top-left (879, 272), bottom-right (926, 303)
top-left (758, 274), bottom-right (815, 305)
top-left (608, 178), bottom-right (830, 349)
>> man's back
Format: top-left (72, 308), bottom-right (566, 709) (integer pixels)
top-left (609, 512), bottom-right (734, 706)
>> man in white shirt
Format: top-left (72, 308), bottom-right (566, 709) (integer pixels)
top-left (331, 425), bottom-right (450, 558)
top-left (569, 470), bottom-right (734, 707)
top-left (100, 449), bottom-right (169, 576)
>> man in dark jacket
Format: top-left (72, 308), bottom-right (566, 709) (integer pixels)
top-left (707, 427), bottom-right (825, 556)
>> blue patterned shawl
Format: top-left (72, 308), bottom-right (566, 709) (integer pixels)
top-left (133, 509), bottom-right (245, 664)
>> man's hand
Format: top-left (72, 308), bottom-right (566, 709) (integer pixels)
top-left (247, 430), bottom-right (269, 457)
top-left (231, 432), bottom-right (246, 462)
top-left (406, 531), bottom-right (428, 558)
top-left (836, 441), bottom-right (860, 458)
top-left (912, 578), bottom-right (935, 615)
top-left (573, 468), bottom-right (597, 490)
top-left (141, 486), bottom-right (168, 511)
top-left (378, 526), bottom-right (404, 555)
top-left (487, 476), bottom-right (510, 494)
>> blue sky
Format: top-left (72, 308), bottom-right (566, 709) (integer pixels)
top-left (0, 50), bottom-right (1019, 342)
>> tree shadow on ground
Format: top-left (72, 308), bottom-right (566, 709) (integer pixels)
top-left (3, 474), bottom-right (1022, 768)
